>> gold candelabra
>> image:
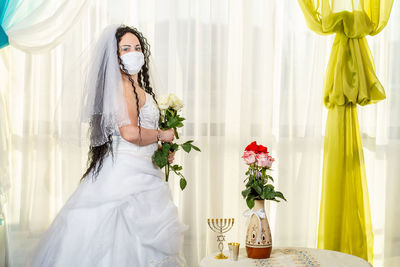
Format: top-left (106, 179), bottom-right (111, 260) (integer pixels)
top-left (207, 218), bottom-right (235, 259)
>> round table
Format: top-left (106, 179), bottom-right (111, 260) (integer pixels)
top-left (199, 247), bottom-right (371, 267)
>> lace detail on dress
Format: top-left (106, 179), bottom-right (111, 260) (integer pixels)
top-left (109, 92), bottom-right (159, 157)
top-left (148, 255), bottom-right (188, 267)
top-left (112, 92), bottom-right (159, 136)
top-left (139, 92), bottom-right (159, 130)
top-left (108, 92), bottom-right (159, 160)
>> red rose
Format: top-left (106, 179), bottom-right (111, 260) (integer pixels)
top-left (245, 141), bottom-right (259, 152)
top-left (257, 144), bottom-right (268, 154)
top-left (245, 141), bottom-right (269, 154)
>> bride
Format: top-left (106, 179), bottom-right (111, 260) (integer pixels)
top-left (25, 25), bottom-right (188, 267)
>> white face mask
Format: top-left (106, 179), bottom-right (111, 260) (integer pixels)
top-left (119, 51), bottom-right (145, 75)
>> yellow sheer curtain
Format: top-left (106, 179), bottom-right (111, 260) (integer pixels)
top-left (298, 0), bottom-right (393, 263)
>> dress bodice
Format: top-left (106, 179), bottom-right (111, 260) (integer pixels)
top-left (112, 92), bottom-right (160, 156)
top-left (138, 92), bottom-right (159, 130)
top-left (113, 92), bottom-right (159, 136)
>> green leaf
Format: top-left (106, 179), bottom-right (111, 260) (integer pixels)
top-left (191, 144), bottom-right (201, 152)
top-left (167, 117), bottom-right (179, 128)
top-left (265, 184), bottom-right (275, 190)
top-left (246, 197), bottom-right (255, 209)
top-left (241, 188), bottom-right (251, 198)
top-left (167, 109), bottom-right (174, 116)
top-left (245, 178), bottom-right (253, 187)
top-left (261, 184), bottom-right (275, 199)
top-left (161, 143), bottom-right (171, 154)
top-left (171, 143), bottom-right (179, 151)
top-left (274, 191), bottom-right (287, 201)
top-left (252, 184), bottom-right (262, 195)
top-left (181, 143), bottom-right (191, 153)
top-left (152, 149), bottom-right (168, 168)
top-left (180, 178), bottom-right (187, 190)
top-left (171, 164), bottom-right (183, 171)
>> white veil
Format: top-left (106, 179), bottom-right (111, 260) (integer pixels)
top-left (80, 24), bottom-right (131, 147)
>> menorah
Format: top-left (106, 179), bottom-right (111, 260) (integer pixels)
top-left (207, 218), bottom-right (235, 259)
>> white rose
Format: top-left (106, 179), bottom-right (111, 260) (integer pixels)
top-left (173, 98), bottom-right (184, 111)
top-left (167, 94), bottom-right (175, 107)
top-left (168, 93), bottom-right (184, 111)
top-left (158, 95), bottom-right (169, 110)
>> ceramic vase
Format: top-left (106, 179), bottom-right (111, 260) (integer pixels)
top-left (245, 199), bottom-right (272, 259)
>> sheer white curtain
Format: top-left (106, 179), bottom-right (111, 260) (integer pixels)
top-left (0, 0), bottom-right (399, 267)
top-left (2, 0), bottom-right (91, 53)
top-left (361, 3), bottom-right (400, 266)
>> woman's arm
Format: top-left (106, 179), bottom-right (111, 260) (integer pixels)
top-left (118, 79), bottom-right (174, 146)
top-left (119, 124), bottom-right (174, 146)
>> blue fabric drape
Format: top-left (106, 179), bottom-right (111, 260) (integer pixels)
top-left (0, 0), bottom-right (10, 49)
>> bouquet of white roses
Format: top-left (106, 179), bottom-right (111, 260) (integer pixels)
top-left (153, 93), bottom-right (200, 190)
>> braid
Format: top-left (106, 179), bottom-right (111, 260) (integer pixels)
top-left (140, 66), bottom-right (161, 119)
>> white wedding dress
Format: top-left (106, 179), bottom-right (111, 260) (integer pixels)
top-left (25, 92), bottom-right (188, 267)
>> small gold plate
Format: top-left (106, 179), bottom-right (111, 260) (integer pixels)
top-left (214, 253), bottom-right (228, 259)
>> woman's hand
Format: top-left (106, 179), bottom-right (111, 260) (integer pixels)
top-left (168, 151), bottom-right (176, 164)
top-left (160, 129), bottom-right (175, 143)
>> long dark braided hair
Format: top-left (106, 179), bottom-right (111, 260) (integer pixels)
top-left (81, 25), bottom-right (160, 182)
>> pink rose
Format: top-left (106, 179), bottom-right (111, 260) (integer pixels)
top-left (255, 153), bottom-right (268, 167)
top-left (242, 150), bottom-right (256, 165)
top-left (256, 153), bottom-right (275, 168)
top-left (266, 155), bottom-right (275, 168)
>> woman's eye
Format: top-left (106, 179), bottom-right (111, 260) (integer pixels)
top-left (135, 47), bottom-right (141, 51)
top-left (122, 47), bottom-right (130, 52)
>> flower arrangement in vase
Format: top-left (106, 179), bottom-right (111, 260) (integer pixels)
top-left (241, 141), bottom-right (286, 259)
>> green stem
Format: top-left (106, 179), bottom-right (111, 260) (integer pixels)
top-left (252, 165), bottom-right (256, 183)
top-left (166, 162), bottom-right (170, 182)
top-left (173, 127), bottom-right (179, 139)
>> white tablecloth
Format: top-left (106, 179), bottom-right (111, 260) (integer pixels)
top-left (199, 247), bottom-right (371, 267)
